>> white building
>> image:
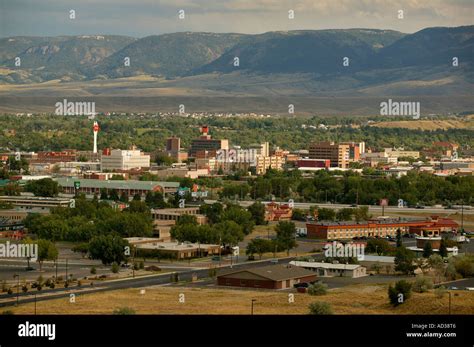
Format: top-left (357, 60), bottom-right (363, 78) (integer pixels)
top-left (289, 261), bottom-right (367, 278)
top-left (101, 149), bottom-right (150, 171)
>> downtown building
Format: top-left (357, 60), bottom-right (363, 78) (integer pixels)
top-left (307, 216), bottom-right (459, 240)
top-left (101, 148), bottom-right (150, 171)
top-left (309, 141), bottom-right (363, 169)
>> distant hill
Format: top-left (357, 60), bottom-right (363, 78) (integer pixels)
top-left (91, 32), bottom-right (246, 78)
top-left (0, 35), bottom-right (135, 83)
top-left (192, 29), bottom-right (405, 75)
top-left (0, 27), bottom-right (472, 97)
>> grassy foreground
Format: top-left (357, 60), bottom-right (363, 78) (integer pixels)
top-left (7, 284), bottom-right (474, 315)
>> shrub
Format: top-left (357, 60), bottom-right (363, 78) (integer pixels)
top-left (7, 288), bottom-right (13, 295)
top-left (388, 280), bottom-right (412, 306)
top-left (49, 282), bottom-right (55, 289)
top-left (37, 285), bottom-right (42, 291)
top-left (133, 263), bottom-right (139, 271)
top-left (139, 261), bottom-right (144, 270)
top-left (308, 301), bottom-right (333, 315)
top-left (22, 286), bottom-right (28, 293)
top-left (413, 276), bottom-right (434, 293)
top-left (111, 263), bottom-right (119, 273)
top-left (113, 307), bottom-right (136, 315)
top-left (434, 286), bottom-right (447, 299)
top-left (307, 283), bottom-right (328, 296)
top-left (90, 266), bottom-right (97, 275)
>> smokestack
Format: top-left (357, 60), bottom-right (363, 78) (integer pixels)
top-left (93, 121), bottom-right (99, 154)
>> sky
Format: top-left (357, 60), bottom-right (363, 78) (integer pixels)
top-left (0, 0), bottom-right (473, 37)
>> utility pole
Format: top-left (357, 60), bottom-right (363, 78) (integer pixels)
top-left (251, 299), bottom-right (256, 315)
top-left (65, 258), bottom-right (68, 284)
top-left (13, 274), bottom-right (19, 306)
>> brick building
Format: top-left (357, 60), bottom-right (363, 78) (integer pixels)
top-left (216, 264), bottom-right (316, 289)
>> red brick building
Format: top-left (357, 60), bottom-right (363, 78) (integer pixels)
top-left (217, 265), bottom-right (316, 289)
top-left (307, 216), bottom-right (458, 240)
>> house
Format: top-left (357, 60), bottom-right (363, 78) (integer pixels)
top-left (289, 260), bottom-right (367, 278)
top-left (216, 264), bottom-right (316, 289)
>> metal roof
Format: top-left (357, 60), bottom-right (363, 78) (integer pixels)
top-left (217, 264), bottom-right (315, 281)
top-left (54, 178), bottom-right (179, 190)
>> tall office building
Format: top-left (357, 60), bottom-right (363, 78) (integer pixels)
top-left (166, 136), bottom-right (181, 153)
top-left (101, 149), bottom-right (150, 171)
top-left (189, 126), bottom-right (229, 157)
top-left (309, 142), bottom-right (351, 168)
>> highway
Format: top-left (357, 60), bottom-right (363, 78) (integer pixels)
top-left (205, 200), bottom-right (474, 215)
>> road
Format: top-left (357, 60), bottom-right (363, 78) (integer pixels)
top-left (204, 200), bottom-right (474, 215)
top-left (0, 254), bottom-right (314, 308)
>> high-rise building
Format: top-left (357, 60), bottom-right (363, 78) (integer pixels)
top-left (309, 142), bottom-right (351, 168)
top-left (166, 136), bottom-right (180, 153)
top-left (101, 149), bottom-right (150, 171)
top-left (189, 126), bottom-right (229, 157)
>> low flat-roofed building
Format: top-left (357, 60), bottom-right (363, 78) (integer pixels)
top-left (0, 196), bottom-right (71, 211)
top-left (125, 238), bottom-right (220, 259)
top-left (216, 264), bottom-right (317, 289)
top-left (289, 260), bottom-right (367, 278)
top-left (55, 178), bottom-right (179, 196)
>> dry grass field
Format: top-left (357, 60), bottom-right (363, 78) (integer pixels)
top-left (7, 283), bottom-right (474, 315)
top-left (370, 117), bottom-right (474, 130)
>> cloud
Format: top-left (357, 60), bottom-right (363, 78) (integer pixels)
top-left (0, 0), bottom-right (472, 37)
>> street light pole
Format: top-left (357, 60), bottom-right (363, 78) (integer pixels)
top-left (34, 294), bottom-right (37, 315)
top-left (13, 274), bottom-right (19, 306)
top-left (448, 291), bottom-right (452, 315)
top-left (251, 299), bottom-right (256, 315)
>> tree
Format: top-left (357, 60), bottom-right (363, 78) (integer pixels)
top-left (394, 246), bottom-right (416, 275)
top-left (428, 254), bottom-right (445, 283)
top-left (99, 188), bottom-right (108, 200)
top-left (109, 189), bottom-right (119, 201)
top-left (438, 239), bottom-right (448, 258)
top-left (366, 239), bottom-right (392, 255)
top-left (396, 228), bottom-right (402, 248)
top-left (221, 206), bottom-right (254, 235)
top-left (199, 203), bottom-right (223, 224)
top-left (308, 301), bottom-right (333, 315)
top-left (88, 234), bottom-right (129, 265)
top-left (248, 202), bottom-right (266, 225)
top-left (291, 208), bottom-right (306, 221)
top-left (25, 178), bottom-right (59, 197)
top-left (246, 239), bottom-right (273, 259)
top-left (176, 214), bottom-right (197, 226)
top-left (37, 239), bottom-right (58, 271)
top-left (388, 280), bottom-right (412, 306)
top-left (214, 221), bottom-right (245, 247)
top-left (308, 283), bottom-right (327, 296)
top-left (119, 192), bottom-right (129, 203)
top-left (336, 208), bottom-right (353, 221)
top-left (422, 242), bottom-right (433, 258)
top-left (353, 206), bottom-right (370, 222)
top-left (317, 208), bottom-right (335, 221)
top-left (412, 276), bottom-right (433, 293)
top-left (275, 221), bottom-right (297, 256)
